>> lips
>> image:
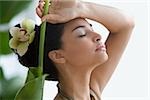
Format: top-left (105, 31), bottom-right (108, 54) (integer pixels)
top-left (95, 44), bottom-right (106, 52)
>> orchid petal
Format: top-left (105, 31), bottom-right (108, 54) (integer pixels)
top-left (29, 31), bottom-right (35, 44)
top-left (17, 42), bottom-right (29, 56)
top-left (21, 18), bottom-right (35, 33)
top-left (9, 27), bottom-right (20, 37)
top-left (19, 33), bottom-right (30, 42)
top-left (9, 38), bottom-right (19, 49)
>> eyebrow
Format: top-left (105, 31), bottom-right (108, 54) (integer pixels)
top-left (72, 25), bottom-right (85, 32)
top-left (72, 23), bottom-right (93, 32)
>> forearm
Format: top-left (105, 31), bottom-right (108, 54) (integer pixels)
top-left (81, 2), bottom-right (134, 33)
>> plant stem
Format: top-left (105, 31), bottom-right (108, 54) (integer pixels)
top-left (38, 0), bottom-right (50, 75)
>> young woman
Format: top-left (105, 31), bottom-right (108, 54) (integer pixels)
top-left (10, 0), bottom-right (134, 99)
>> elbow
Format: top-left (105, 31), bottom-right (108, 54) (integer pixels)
top-left (120, 15), bottom-right (135, 31)
top-left (125, 16), bottom-right (135, 29)
top-left (110, 14), bottom-right (135, 33)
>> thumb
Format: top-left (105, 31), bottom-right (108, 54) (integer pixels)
top-left (41, 14), bottom-right (49, 22)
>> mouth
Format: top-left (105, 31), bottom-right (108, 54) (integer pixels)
top-left (95, 44), bottom-right (106, 52)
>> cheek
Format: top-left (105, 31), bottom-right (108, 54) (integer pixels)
top-left (66, 45), bottom-right (108, 68)
top-left (64, 42), bottom-right (95, 66)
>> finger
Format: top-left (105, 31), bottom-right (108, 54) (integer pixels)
top-left (39, 2), bottom-right (44, 12)
top-left (39, 0), bottom-right (44, 3)
top-left (36, 7), bottom-right (43, 17)
top-left (41, 14), bottom-right (60, 24)
top-left (41, 14), bottom-right (51, 22)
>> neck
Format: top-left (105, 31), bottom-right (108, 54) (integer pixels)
top-left (57, 65), bottom-right (92, 100)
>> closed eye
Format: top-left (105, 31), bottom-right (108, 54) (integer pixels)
top-left (72, 24), bottom-right (93, 38)
top-left (78, 33), bottom-right (87, 38)
top-left (74, 28), bottom-right (87, 38)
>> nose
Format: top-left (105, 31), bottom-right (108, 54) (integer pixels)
top-left (93, 32), bottom-right (102, 43)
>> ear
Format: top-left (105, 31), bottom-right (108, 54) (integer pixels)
top-left (48, 50), bottom-right (66, 64)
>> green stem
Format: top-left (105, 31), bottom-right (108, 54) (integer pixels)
top-left (38, 0), bottom-right (50, 75)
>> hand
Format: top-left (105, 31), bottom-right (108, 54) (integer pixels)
top-left (36, 0), bottom-right (83, 23)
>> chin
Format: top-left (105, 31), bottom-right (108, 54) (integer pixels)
top-left (95, 52), bottom-right (108, 66)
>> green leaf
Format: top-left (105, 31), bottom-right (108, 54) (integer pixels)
top-left (0, 31), bottom-right (12, 55)
top-left (25, 67), bottom-right (43, 83)
top-left (0, 67), bottom-right (5, 80)
top-left (14, 75), bottom-right (47, 100)
top-left (0, 1), bottom-right (32, 24)
top-left (0, 67), bottom-right (23, 100)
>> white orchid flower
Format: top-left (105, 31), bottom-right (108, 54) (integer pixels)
top-left (9, 18), bottom-right (35, 56)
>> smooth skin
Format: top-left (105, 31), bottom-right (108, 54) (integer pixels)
top-left (36, 0), bottom-right (134, 100)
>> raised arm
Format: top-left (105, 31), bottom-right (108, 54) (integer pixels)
top-left (36, 0), bottom-right (135, 94)
top-left (82, 2), bottom-right (135, 93)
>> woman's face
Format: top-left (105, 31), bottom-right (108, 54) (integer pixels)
top-left (60, 18), bottom-right (108, 70)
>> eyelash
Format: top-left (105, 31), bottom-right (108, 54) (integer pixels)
top-left (78, 33), bottom-right (87, 38)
